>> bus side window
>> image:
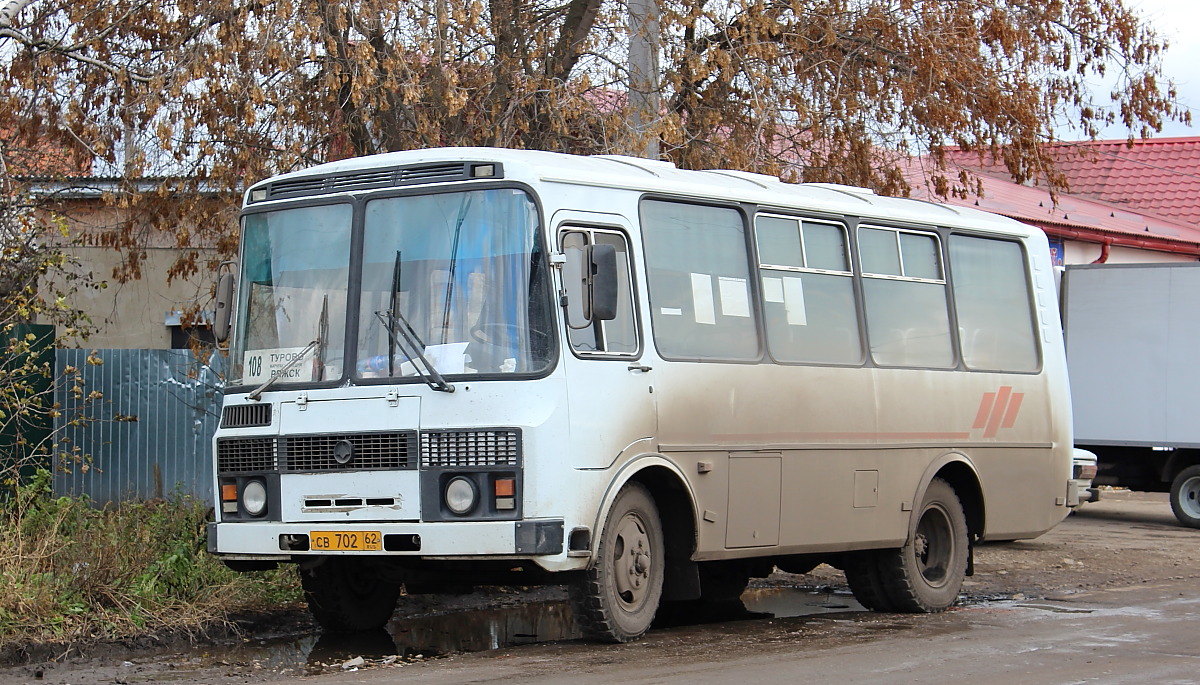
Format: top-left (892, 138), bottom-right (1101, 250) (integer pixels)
top-left (561, 228), bottom-right (639, 356)
top-left (755, 215), bottom-right (862, 365)
top-left (948, 235), bottom-right (1039, 372)
top-left (641, 200), bottom-right (759, 361)
top-left (859, 226), bottom-right (955, 368)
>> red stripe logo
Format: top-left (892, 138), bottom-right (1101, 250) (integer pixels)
top-left (973, 386), bottom-right (1024, 438)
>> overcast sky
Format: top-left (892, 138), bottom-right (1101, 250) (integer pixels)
top-left (1084, 0), bottom-right (1200, 140)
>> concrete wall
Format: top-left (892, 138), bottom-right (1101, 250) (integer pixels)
top-left (40, 197), bottom-right (224, 349)
top-left (60, 244), bottom-right (218, 349)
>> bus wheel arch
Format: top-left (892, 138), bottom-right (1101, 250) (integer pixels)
top-left (915, 454), bottom-right (985, 543)
top-left (627, 464), bottom-right (702, 601)
top-left (588, 458), bottom-right (699, 565)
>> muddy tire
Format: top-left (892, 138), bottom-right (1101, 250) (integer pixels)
top-left (570, 482), bottom-right (664, 642)
top-left (300, 557), bottom-right (401, 633)
top-left (1169, 465), bottom-right (1200, 529)
top-left (874, 478), bottom-right (969, 613)
top-left (844, 551), bottom-right (898, 612)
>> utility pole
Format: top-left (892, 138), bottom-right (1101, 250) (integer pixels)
top-left (627, 0), bottom-right (659, 159)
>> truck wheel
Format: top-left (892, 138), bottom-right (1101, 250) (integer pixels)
top-left (874, 478), bottom-right (969, 613)
top-left (570, 482), bottom-right (664, 642)
top-left (1169, 465), bottom-right (1200, 529)
top-left (300, 557), bottom-right (401, 633)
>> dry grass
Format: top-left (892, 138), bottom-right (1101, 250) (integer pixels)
top-left (0, 470), bottom-right (300, 651)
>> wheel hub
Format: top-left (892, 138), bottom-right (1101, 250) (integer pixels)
top-left (913, 504), bottom-right (953, 587)
top-left (914, 533), bottom-right (929, 558)
top-left (1180, 475), bottom-right (1200, 519)
top-left (613, 513), bottom-right (652, 607)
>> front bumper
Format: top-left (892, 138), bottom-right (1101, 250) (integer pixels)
top-left (1068, 448), bottom-right (1099, 507)
top-left (207, 518), bottom-right (564, 557)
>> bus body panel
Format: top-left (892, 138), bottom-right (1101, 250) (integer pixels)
top-left (211, 148), bottom-right (1074, 581)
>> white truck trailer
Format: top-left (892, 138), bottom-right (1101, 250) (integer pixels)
top-left (1062, 262), bottom-right (1200, 528)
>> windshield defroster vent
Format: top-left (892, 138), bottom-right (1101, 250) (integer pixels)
top-left (258, 162), bottom-right (498, 201)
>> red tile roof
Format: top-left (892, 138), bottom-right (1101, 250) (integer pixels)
top-left (1, 125), bottom-right (90, 177)
top-left (900, 156), bottom-right (1200, 255)
top-left (939, 137), bottom-right (1200, 225)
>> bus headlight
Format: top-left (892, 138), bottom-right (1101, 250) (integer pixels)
top-left (444, 476), bottom-right (478, 515)
top-left (242, 480), bottom-right (268, 517)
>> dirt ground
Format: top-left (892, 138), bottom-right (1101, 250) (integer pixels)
top-left (808, 488), bottom-right (1197, 599)
top-left (3, 489), bottom-right (1196, 684)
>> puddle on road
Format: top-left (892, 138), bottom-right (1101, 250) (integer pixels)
top-left (1014, 603), bottom-right (1095, 614)
top-left (743, 586), bottom-right (863, 616)
top-left (8, 588), bottom-right (888, 682)
top-left (209, 586), bottom-right (868, 677)
top-left (13, 588), bottom-right (1116, 684)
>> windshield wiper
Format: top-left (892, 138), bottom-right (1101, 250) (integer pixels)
top-left (247, 338), bottom-right (319, 401)
top-left (374, 310), bottom-right (455, 393)
top-left (316, 294), bottom-right (329, 381)
top-left (377, 250), bottom-right (455, 393)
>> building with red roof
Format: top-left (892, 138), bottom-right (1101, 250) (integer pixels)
top-left (905, 138), bottom-right (1200, 265)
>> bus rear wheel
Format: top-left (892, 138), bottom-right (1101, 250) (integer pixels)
top-left (846, 478), bottom-right (968, 613)
top-left (1169, 465), bottom-right (1200, 528)
top-left (300, 557), bottom-right (401, 633)
top-left (570, 482), bottom-right (664, 642)
top-left (882, 478), bottom-right (968, 612)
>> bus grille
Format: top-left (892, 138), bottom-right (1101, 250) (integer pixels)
top-left (420, 429), bottom-right (521, 468)
top-left (217, 437), bottom-right (278, 473)
top-left (216, 429), bottom-right (520, 474)
top-left (281, 432), bottom-right (417, 472)
top-left (221, 403), bottom-right (272, 428)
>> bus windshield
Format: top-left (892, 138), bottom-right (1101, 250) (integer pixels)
top-left (356, 188), bottom-right (554, 379)
top-left (232, 203), bottom-right (353, 386)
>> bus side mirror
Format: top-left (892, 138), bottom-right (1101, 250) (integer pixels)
top-left (214, 272), bottom-right (235, 343)
top-left (587, 243), bottom-right (618, 321)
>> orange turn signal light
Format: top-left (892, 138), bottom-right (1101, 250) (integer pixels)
top-left (221, 483), bottom-right (238, 501)
top-left (494, 478), bottom-right (516, 497)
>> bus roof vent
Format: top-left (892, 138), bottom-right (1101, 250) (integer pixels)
top-left (262, 161), bottom-right (487, 201)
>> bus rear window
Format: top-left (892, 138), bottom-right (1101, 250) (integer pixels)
top-left (949, 235), bottom-right (1039, 372)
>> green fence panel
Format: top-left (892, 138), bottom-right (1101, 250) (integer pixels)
top-left (0, 323), bottom-right (55, 480)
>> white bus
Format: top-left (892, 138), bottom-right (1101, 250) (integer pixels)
top-left (208, 148), bottom-right (1078, 642)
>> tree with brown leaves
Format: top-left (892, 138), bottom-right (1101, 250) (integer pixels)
top-left (0, 0), bottom-right (1187, 287)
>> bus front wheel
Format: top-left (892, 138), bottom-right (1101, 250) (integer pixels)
top-left (300, 557), bottom-right (401, 633)
top-left (570, 482), bottom-right (665, 642)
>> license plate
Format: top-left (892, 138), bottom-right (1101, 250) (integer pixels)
top-left (309, 530), bottom-right (382, 551)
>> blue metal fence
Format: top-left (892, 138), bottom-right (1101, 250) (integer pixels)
top-left (53, 349), bottom-right (224, 503)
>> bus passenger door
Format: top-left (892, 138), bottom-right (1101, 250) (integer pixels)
top-left (558, 221), bottom-right (656, 468)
